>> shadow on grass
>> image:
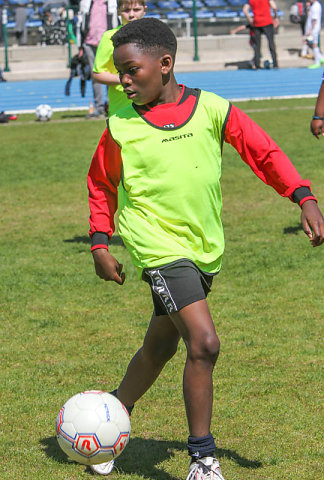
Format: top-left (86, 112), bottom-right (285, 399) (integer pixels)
top-left (283, 223), bottom-right (303, 235)
top-left (224, 60), bottom-right (253, 70)
top-left (41, 436), bottom-right (262, 478)
top-left (61, 113), bottom-right (88, 119)
top-left (64, 235), bottom-right (125, 247)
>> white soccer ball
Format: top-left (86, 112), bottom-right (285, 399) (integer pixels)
top-left (35, 104), bottom-right (53, 121)
top-left (56, 390), bottom-right (131, 465)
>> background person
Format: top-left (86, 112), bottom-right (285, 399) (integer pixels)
top-left (79, 0), bottom-right (112, 117)
top-left (243, 0), bottom-right (279, 69)
top-left (305, 0), bottom-right (323, 69)
top-left (14, 4), bottom-right (28, 46)
top-left (92, 0), bottom-right (146, 116)
top-left (230, 23), bottom-right (257, 68)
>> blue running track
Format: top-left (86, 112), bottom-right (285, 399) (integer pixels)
top-left (0, 67), bottom-right (322, 113)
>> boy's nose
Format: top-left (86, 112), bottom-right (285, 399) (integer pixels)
top-left (120, 73), bottom-right (131, 86)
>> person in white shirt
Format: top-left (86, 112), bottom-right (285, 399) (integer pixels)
top-left (306, 0), bottom-right (323, 68)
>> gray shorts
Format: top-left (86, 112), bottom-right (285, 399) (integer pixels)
top-left (142, 259), bottom-right (216, 316)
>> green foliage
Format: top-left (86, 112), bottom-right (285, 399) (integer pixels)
top-left (0, 103), bottom-right (323, 479)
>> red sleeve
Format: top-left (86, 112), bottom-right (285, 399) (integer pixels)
top-left (224, 105), bottom-right (312, 200)
top-left (87, 128), bottom-right (122, 238)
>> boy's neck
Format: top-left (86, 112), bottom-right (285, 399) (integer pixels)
top-left (147, 77), bottom-right (181, 108)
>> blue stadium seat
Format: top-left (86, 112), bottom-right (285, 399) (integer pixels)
top-left (26, 19), bottom-right (43, 27)
top-left (145, 12), bottom-right (162, 18)
top-left (146, 1), bottom-right (162, 18)
top-left (204, 0), bottom-right (227, 7)
top-left (26, 7), bottom-right (43, 27)
top-left (8, 0), bottom-right (30, 4)
top-left (157, 1), bottom-right (181, 9)
top-left (214, 9), bottom-right (237, 18)
top-left (181, 0), bottom-right (205, 8)
top-left (227, 0), bottom-right (244, 6)
top-left (165, 11), bottom-right (190, 19)
top-left (196, 10), bottom-right (214, 19)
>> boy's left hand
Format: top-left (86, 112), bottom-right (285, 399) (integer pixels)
top-left (301, 200), bottom-right (324, 247)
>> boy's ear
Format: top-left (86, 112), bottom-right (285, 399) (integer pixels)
top-left (160, 54), bottom-right (173, 74)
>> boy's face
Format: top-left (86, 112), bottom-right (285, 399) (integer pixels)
top-left (118, 2), bottom-right (147, 26)
top-left (114, 43), bottom-right (172, 106)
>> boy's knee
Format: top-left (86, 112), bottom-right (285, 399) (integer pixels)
top-left (188, 333), bottom-right (220, 365)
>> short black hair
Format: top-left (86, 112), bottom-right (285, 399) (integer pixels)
top-left (112, 18), bottom-right (177, 60)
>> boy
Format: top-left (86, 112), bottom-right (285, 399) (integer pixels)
top-left (87, 18), bottom-right (324, 479)
top-left (92, 0), bottom-right (146, 116)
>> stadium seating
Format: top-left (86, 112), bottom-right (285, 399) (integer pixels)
top-left (2, 0), bottom-right (286, 44)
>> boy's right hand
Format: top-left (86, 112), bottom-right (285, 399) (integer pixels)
top-left (92, 249), bottom-right (125, 285)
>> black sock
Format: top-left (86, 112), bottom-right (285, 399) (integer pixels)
top-left (187, 433), bottom-right (216, 459)
top-left (110, 389), bottom-right (134, 416)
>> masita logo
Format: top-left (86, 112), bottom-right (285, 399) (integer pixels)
top-left (162, 133), bottom-right (193, 143)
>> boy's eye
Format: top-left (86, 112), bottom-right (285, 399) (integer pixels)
top-left (117, 67), bottom-right (139, 77)
top-left (128, 67), bottom-right (138, 75)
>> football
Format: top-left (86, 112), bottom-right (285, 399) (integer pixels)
top-left (56, 390), bottom-right (131, 465)
top-left (35, 104), bottom-right (53, 121)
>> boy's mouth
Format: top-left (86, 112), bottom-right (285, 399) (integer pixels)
top-left (124, 90), bottom-right (136, 99)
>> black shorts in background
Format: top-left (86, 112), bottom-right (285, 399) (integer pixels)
top-left (142, 258), bottom-right (217, 316)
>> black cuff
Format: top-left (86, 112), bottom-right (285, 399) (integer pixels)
top-left (292, 187), bottom-right (315, 206)
top-left (91, 232), bottom-right (109, 248)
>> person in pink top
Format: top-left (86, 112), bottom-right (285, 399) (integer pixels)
top-left (243, 0), bottom-right (279, 69)
top-left (79, 0), bottom-right (114, 117)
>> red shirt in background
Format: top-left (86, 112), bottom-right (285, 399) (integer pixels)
top-left (249, 0), bottom-right (273, 27)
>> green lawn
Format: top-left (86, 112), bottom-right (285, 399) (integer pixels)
top-left (0, 100), bottom-right (323, 480)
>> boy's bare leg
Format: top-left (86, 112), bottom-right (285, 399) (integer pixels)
top-left (117, 312), bottom-right (180, 407)
top-left (170, 299), bottom-right (219, 437)
top-left (117, 299), bottom-right (219, 439)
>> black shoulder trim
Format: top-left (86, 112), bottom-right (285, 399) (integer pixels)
top-left (178, 86), bottom-right (201, 105)
top-left (221, 102), bottom-right (232, 151)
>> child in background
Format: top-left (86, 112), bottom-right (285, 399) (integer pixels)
top-left (88, 18), bottom-right (324, 479)
top-left (92, 0), bottom-right (146, 116)
top-left (230, 23), bottom-right (257, 68)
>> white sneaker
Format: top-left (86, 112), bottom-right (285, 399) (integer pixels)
top-left (186, 456), bottom-right (225, 480)
top-left (90, 459), bottom-right (115, 475)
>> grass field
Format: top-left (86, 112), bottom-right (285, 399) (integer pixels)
top-left (0, 98), bottom-right (323, 480)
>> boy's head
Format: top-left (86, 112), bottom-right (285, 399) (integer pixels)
top-left (112, 17), bottom-right (177, 61)
top-left (117, 0), bottom-right (147, 25)
top-left (112, 18), bottom-right (178, 106)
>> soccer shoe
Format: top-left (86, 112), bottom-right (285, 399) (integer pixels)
top-left (90, 459), bottom-right (115, 476)
top-left (308, 63), bottom-right (321, 69)
top-left (186, 457), bottom-right (225, 480)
